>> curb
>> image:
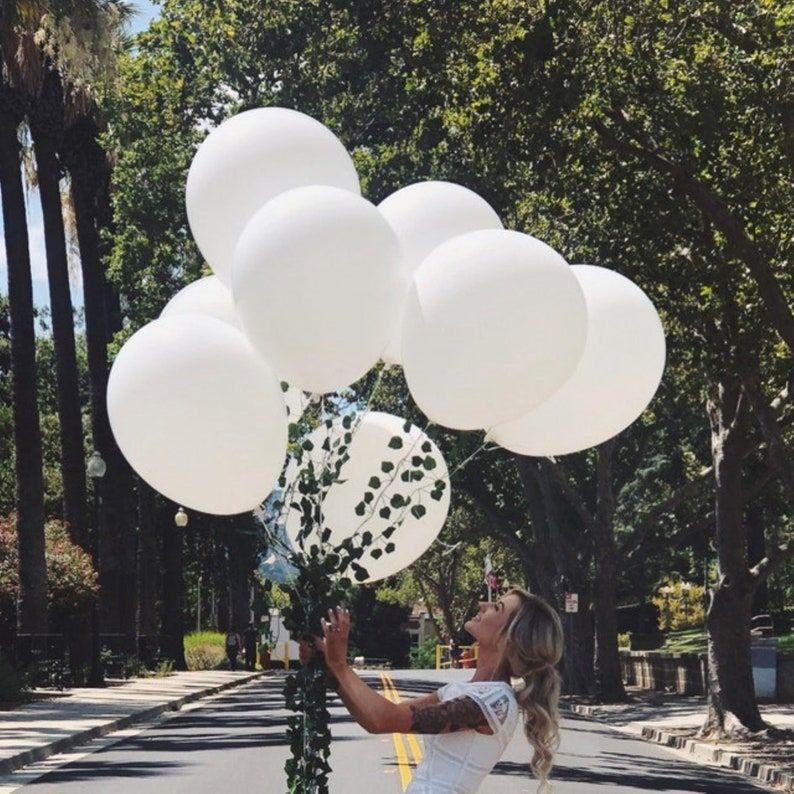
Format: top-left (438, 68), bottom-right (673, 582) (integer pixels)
top-left (0, 671), bottom-right (266, 776)
top-left (569, 704), bottom-right (793, 792)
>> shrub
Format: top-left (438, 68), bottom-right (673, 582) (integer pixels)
top-left (0, 651), bottom-right (27, 703)
top-left (185, 631), bottom-right (226, 671)
top-left (409, 638), bottom-right (437, 669)
top-left (652, 578), bottom-right (706, 631)
top-left (0, 514), bottom-right (98, 621)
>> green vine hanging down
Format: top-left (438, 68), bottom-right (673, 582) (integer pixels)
top-left (261, 402), bottom-right (448, 794)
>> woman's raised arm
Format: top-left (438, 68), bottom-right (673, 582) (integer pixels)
top-left (318, 608), bottom-right (491, 736)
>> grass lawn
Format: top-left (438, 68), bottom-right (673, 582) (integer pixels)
top-left (663, 629), bottom-right (794, 653)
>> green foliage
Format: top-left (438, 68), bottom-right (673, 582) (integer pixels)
top-left (652, 578), bottom-right (706, 631)
top-left (409, 638), bottom-right (438, 670)
top-left (348, 587), bottom-right (411, 668)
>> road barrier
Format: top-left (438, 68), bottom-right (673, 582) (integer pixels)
top-left (435, 644), bottom-right (478, 670)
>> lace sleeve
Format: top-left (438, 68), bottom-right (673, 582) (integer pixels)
top-left (463, 684), bottom-right (514, 737)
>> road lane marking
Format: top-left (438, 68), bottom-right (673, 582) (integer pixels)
top-left (384, 673), bottom-right (423, 767)
top-left (380, 672), bottom-right (413, 790)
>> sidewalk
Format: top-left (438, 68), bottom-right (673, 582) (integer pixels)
top-left (567, 689), bottom-right (794, 791)
top-left (0, 669), bottom-right (264, 775)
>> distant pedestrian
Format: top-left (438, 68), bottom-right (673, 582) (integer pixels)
top-left (449, 638), bottom-right (462, 669)
top-left (243, 623), bottom-right (259, 671)
top-left (225, 629), bottom-right (241, 670)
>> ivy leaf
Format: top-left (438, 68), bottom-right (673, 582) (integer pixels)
top-left (410, 504), bottom-right (427, 519)
top-left (379, 506), bottom-right (391, 519)
top-left (370, 548), bottom-right (383, 559)
top-left (381, 461), bottom-right (394, 473)
top-left (390, 494), bottom-right (406, 508)
top-left (388, 436), bottom-right (403, 449)
top-left (421, 440), bottom-right (432, 453)
top-left (403, 420), bottom-right (412, 433)
top-left (342, 414), bottom-right (353, 429)
top-left (383, 526), bottom-right (396, 538)
top-left (368, 476), bottom-right (381, 489)
top-left (354, 502), bottom-right (366, 516)
top-left (384, 543), bottom-right (396, 554)
top-left (361, 531), bottom-right (373, 546)
top-left (423, 455), bottom-right (437, 470)
top-left (302, 439), bottom-right (314, 451)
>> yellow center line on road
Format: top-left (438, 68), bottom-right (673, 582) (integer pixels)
top-left (384, 673), bottom-right (424, 768)
top-left (380, 672), bottom-right (412, 791)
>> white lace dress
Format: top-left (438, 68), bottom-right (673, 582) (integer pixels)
top-left (406, 681), bottom-right (519, 794)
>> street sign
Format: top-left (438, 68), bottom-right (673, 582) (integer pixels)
top-left (565, 592), bottom-right (579, 613)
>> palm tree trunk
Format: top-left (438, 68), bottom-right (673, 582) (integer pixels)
top-left (0, 91), bottom-right (48, 634)
top-left (64, 117), bottom-right (136, 651)
top-left (29, 78), bottom-right (88, 549)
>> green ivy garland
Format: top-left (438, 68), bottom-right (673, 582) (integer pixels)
top-left (261, 398), bottom-right (448, 793)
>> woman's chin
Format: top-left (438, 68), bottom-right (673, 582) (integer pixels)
top-left (464, 620), bottom-right (477, 638)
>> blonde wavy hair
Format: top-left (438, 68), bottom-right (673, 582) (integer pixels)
top-left (497, 588), bottom-right (563, 792)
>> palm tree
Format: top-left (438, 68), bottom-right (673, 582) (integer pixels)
top-left (55, 0), bottom-right (136, 643)
top-left (28, 65), bottom-right (88, 550)
top-left (0, 61), bottom-right (48, 633)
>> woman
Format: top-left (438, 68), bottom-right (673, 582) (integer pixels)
top-left (316, 588), bottom-right (563, 793)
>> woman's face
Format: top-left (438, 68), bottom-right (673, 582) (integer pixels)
top-left (464, 593), bottom-right (521, 647)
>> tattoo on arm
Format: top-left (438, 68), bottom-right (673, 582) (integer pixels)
top-left (409, 696), bottom-right (491, 735)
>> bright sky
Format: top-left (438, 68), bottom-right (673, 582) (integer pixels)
top-left (0, 1), bottom-right (161, 315)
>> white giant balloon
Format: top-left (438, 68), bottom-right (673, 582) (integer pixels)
top-left (490, 265), bottom-right (666, 455)
top-left (107, 315), bottom-right (288, 515)
top-left (401, 229), bottom-right (588, 430)
top-left (233, 186), bottom-right (405, 393)
top-left (161, 276), bottom-right (240, 328)
top-left (161, 278), bottom-right (310, 423)
top-left (186, 108), bottom-right (360, 286)
top-left (378, 182), bottom-right (503, 365)
top-left (284, 412), bottom-right (450, 583)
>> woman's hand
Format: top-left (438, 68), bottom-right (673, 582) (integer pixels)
top-left (315, 606), bottom-right (350, 673)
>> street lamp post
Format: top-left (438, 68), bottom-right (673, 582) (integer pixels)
top-left (87, 450), bottom-right (106, 687)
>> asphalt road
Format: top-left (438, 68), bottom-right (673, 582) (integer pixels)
top-left (10, 669), bottom-right (768, 793)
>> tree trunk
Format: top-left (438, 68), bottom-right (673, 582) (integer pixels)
top-left (64, 118), bottom-right (136, 648)
top-left (216, 543), bottom-right (230, 632)
top-left (515, 456), bottom-right (596, 696)
top-left (702, 382), bottom-right (766, 736)
top-left (0, 93), bottom-right (48, 634)
top-left (745, 502), bottom-right (768, 615)
top-left (559, 598), bottom-right (596, 697)
top-left (228, 529), bottom-right (255, 630)
top-left (159, 502), bottom-right (186, 670)
top-left (592, 440), bottom-right (627, 702)
top-left (136, 480), bottom-right (159, 642)
top-left (29, 88), bottom-right (88, 549)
